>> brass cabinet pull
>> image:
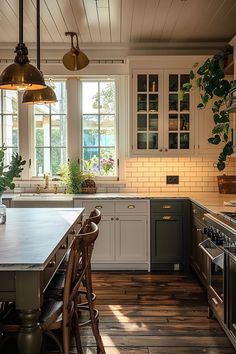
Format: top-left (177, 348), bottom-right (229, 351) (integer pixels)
top-left (60, 244), bottom-right (67, 250)
top-left (163, 205), bottom-right (172, 209)
top-left (163, 216), bottom-right (172, 220)
top-left (95, 205), bottom-right (103, 209)
top-left (128, 205), bottom-right (135, 209)
top-left (48, 260), bottom-right (56, 267)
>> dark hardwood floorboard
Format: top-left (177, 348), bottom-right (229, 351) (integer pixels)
top-left (79, 271), bottom-right (236, 354)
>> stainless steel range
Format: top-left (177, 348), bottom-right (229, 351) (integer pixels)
top-left (200, 212), bottom-right (236, 347)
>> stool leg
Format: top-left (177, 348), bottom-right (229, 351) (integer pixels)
top-left (84, 268), bottom-right (106, 354)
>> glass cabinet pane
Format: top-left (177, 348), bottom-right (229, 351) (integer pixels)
top-left (180, 93), bottom-right (189, 111)
top-left (149, 94), bottom-right (158, 112)
top-left (169, 114), bottom-right (178, 130)
top-left (138, 114), bottom-right (147, 131)
top-left (169, 133), bottom-right (178, 149)
top-left (137, 94), bottom-right (147, 112)
top-left (180, 133), bottom-right (189, 149)
top-left (149, 133), bottom-right (158, 149)
top-left (169, 94), bottom-right (178, 111)
top-left (138, 75), bottom-right (147, 92)
top-left (180, 74), bottom-right (190, 89)
top-left (180, 114), bottom-right (189, 130)
top-left (149, 75), bottom-right (158, 92)
top-left (149, 114), bottom-right (158, 131)
top-left (169, 75), bottom-right (178, 91)
top-left (137, 133), bottom-right (147, 149)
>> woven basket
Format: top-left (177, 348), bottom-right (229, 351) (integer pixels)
top-left (81, 186), bottom-right (97, 194)
top-left (217, 175), bottom-right (236, 194)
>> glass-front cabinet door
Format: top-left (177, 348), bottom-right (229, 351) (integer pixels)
top-left (133, 71), bottom-right (164, 154)
top-left (164, 72), bottom-right (193, 153)
top-left (132, 70), bottom-right (194, 155)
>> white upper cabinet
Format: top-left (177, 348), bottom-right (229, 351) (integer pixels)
top-left (131, 69), bottom-right (194, 156)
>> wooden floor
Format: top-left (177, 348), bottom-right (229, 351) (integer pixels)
top-left (77, 271), bottom-right (236, 354)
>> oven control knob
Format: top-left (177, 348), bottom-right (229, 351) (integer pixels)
top-left (203, 227), bottom-right (208, 235)
top-left (216, 237), bottom-right (223, 246)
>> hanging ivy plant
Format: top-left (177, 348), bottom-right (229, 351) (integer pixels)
top-left (180, 45), bottom-right (233, 171)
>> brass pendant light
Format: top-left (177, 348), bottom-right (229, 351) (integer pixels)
top-left (0, 0), bottom-right (46, 91)
top-left (63, 32), bottom-right (89, 71)
top-left (22, 0), bottom-right (57, 104)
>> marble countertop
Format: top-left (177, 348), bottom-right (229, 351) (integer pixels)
top-left (4, 191), bottom-right (236, 215)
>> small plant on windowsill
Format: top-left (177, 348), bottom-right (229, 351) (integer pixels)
top-left (180, 45), bottom-right (233, 172)
top-left (59, 160), bottom-right (86, 194)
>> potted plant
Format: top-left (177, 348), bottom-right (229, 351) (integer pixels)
top-left (180, 45), bottom-right (236, 193)
top-left (59, 160), bottom-right (86, 194)
top-left (0, 146), bottom-right (26, 223)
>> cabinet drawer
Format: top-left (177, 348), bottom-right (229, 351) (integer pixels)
top-left (192, 203), bottom-right (207, 224)
top-left (115, 200), bottom-right (148, 214)
top-left (151, 200), bottom-right (183, 213)
top-left (82, 200), bottom-right (115, 214)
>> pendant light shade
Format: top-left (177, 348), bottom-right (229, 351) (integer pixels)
top-left (22, 0), bottom-right (57, 104)
top-left (63, 32), bottom-right (89, 71)
top-left (0, 0), bottom-right (46, 91)
top-left (22, 85), bottom-right (57, 104)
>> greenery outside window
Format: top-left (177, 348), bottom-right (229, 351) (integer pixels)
top-left (33, 81), bottom-right (67, 176)
top-left (0, 90), bottom-right (18, 164)
top-left (81, 79), bottom-right (117, 177)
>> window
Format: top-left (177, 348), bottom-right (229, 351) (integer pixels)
top-left (81, 80), bottom-right (117, 177)
top-left (0, 90), bottom-right (18, 164)
top-left (33, 81), bottom-right (67, 176)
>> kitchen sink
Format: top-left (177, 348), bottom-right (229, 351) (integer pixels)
top-left (15, 193), bottom-right (72, 199)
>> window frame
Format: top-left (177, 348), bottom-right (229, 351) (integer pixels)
top-left (80, 77), bottom-right (119, 181)
top-left (31, 80), bottom-right (68, 177)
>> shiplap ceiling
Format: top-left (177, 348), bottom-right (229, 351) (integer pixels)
top-left (0, 0), bottom-right (236, 49)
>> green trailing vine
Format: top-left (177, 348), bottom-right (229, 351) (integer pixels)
top-left (180, 46), bottom-right (233, 171)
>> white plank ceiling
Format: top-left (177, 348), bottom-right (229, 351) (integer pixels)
top-left (0, 0), bottom-right (236, 48)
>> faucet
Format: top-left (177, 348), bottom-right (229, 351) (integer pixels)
top-left (44, 173), bottom-right (49, 190)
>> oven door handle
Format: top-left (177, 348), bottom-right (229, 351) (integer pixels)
top-left (199, 239), bottom-right (224, 269)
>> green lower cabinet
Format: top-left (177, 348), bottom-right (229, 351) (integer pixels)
top-left (150, 199), bottom-right (190, 271)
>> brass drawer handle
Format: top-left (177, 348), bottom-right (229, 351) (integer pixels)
top-left (163, 216), bottom-right (172, 220)
top-left (60, 244), bottom-right (67, 250)
top-left (162, 205), bottom-right (172, 209)
top-left (48, 260), bottom-right (56, 268)
top-left (128, 205), bottom-right (135, 209)
top-left (95, 205), bottom-right (103, 209)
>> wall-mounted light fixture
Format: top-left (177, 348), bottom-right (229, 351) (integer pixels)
top-left (63, 32), bottom-right (89, 71)
top-left (22, 0), bottom-right (57, 104)
top-left (0, 0), bottom-right (46, 91)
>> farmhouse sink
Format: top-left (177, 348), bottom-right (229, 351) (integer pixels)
top-left (15, 193), bottom-right (72, 199)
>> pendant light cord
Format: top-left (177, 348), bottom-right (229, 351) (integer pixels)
top-left (36, 0), bottom-right (40, 71)
top-left (19, 0), bottom-right (23, 43)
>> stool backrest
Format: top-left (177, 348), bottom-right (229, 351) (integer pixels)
top-left (84, 208), bottom-right (101, 227)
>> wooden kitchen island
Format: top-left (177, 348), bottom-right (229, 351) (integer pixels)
top-left (0, 207), bottom-right (83, 354)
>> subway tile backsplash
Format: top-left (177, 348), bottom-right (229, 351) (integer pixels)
top-left (11, 156), bottom-right (236, 194)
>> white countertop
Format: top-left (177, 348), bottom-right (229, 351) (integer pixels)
top-left (5, 191), bottom-right (236, 215)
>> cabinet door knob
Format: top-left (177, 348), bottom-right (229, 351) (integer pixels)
top-left (116, 217), bottom-right (119, 221)
top-left (163, 216), bottom-right (172, 220)
top-left (111, 217), bottom-right (114, 220)
top-left (128, 205), bottom-right (135, 209)
top-left (165, 148), bottom-right (168, 152)
top-left (159, 149), bottom-right (163, 152)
